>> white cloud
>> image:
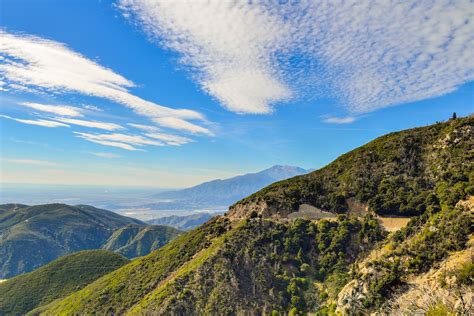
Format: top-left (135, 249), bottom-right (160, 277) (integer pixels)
top-left (145, 132), bottom-right (191, 146)
top-left (74, 132), bottom-right (164, 151)
top-left (322, 116), bottom-right (357, 124)
top-left (127, 123), bottom-right (192, 145)
top-left (74, 132), bottom-right (141, 151)
top-left (119, 1), bottom-right (292, 114)
top-left (153, 117), bottom-right (213, 135)
top-left (119, 0), bottom-right (474, 114)
top-left (53, 117), bottom-right (124, 131)
top-left (19, 101), bottom-right (83, 117)
top-left (82, 104), bottom-right (103, 112)
top-left (127, 122), bottom-right (160, 132)
top-left (89, 152), bottom-right (121, 158)
top-left (0, 114), bottom-right (69, 128)
top-left (0, 31), bottom-right (211, 134)
top-left (3, 158), bottom-right (58, 166)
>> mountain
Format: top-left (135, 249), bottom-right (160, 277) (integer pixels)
top-left (149, 165), bottom-right (309, 210)
top-left (33, 117), bottom-right (474, 314)
top-left (0, 204), bottom-right (144, 278)
top-left (147, 213), bottom-right (215, 230)
top-left (0, 250), bottom-right (129, 315)
top-left (102, 224), bottom-right (182, 258)
top-left (230, 116), bottom-right (473, 219)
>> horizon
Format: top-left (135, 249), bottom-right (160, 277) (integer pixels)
top-left (1, 1), bottom-right (473, 188)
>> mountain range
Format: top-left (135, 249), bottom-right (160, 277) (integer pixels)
top-left (0, 204), bottom-right (181, 278)
top-left (23, 116), bottom-right (472, 315)
top-left (143, 165), bottom-right (310, 211)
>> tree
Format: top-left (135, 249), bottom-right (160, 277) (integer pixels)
top-left (452, 112), bottom-right (457, 120)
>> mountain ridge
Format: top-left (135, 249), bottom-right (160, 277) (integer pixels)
top-left (229, 117), bottom-right (473, 219)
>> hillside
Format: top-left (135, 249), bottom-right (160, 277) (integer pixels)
top-left (0, 250), bottom-right (129, 315)
top-left (336, 198), bottom-right (473, 314)
top-left (0, 203), bottom-right (143, 278)
top-left (230, 116), bottom-right (473, 218)
top-left (147, 213), bottom-right (215, 230)
top-left (38, 117), bottom-right (474, 314)
top-left (148, 165), bottom-right (309, 210)
top-left (102, 224), bottom-right (182, 258)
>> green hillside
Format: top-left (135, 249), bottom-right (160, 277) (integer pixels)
top-left (0, 204), bottom-right (144, 278)
top-left (230, 116), bottom-right (473, 218)
top-left (0, 250), bottom-right (129, 315)
top-left (39, 117), bottom-right (474, 314)
top-left (102, 224), bottom-right (182, 258)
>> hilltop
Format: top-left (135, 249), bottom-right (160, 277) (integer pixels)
top-left (230, 117), bottom-right (473, 218)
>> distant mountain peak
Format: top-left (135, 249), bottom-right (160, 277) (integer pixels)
top-left (152, 165), bottom-right (310, 209)
top-left (260, 165), bottom-right (309, 179)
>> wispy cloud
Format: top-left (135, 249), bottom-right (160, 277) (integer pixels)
top-left (0, 114), bottom-right (69, 128)
top-left (53, 117), bottom-right (124, 131)
top-left (119, 1), bottom-right (474, 114)
top-left (74, 132), bottom-right (164, 151)
top-left (4, 158), bottom-right (58, 166)
top-left (19, 102), bottom-right (83, 117)
top-left (89, 152), bottom-right (121, 158)
top-left (74, 132), bottom-right (141, 151)
top-left (0, 31), bottom-right (212, 134)
top-left (82, 104), bottom-right (103, 112)
top-left (322, 116), bottom-right (357, 124)
top-left (145, 132), bottom-right (191, 146)
top-left (127, 122), bottom-right (160, 132)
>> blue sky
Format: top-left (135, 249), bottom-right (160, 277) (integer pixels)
top-left (0, 0), bottom-right (473, 188)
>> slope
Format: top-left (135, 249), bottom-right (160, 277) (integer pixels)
top-left (0, 203), bottom-right (144, 278)
top-left (336, 198), bottom-right (473, 314)
top-left (102, 224), bottom-right (182, 258)
top-left (0, 250), bottom-right (129, 315)
top-left (230, 116), bottom-right (473, 218)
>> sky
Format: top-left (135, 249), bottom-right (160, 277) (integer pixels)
top-left (0, 0), bottom-right (473, 188)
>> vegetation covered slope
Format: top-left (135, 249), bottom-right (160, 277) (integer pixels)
top-left (230, 116), bottom-right (473, 218)
top-left (40, 117), bottom-right (474, 314)
top-left (0, 203), bottom-right (143, 278)
top-left (41, 215), bottom-right (384, 315)
top-left (336, 198), bottom-right (473, 314)
top-left (0, 250), bottom-right (129, 315)
top-left (42, 217), bottom-right (232, 314)
top-left (102, 224), bottom-right (182, 258)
